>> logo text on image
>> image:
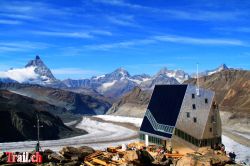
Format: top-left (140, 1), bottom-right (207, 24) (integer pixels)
top-left (6, 152), bottom-right (42, 163)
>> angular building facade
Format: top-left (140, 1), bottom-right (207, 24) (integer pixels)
top-left (139, 84), bottom-right (221, 148)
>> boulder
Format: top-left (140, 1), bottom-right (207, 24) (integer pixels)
top-left (177, 150), bottom-right (231, 166)
top-left (59, 146), bottom-right (94, 160)
top-left (77, 146), bottom-right (95, 158)
top-left (63, 161), bottom-right (81, 166)
top-left (44, 149), bottom-right (54, 155)
top-left (123, 151), bottom-right (138, 161)
top-left (47, 152), bottom-right (65, 163)
top-left (136, 149), bottom-right (154, 165)
top-left (42, 149), bottom-right (55, 163)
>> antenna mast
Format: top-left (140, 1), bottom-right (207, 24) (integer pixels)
top-left (35, 113), bottom-right (43, 152)
top-left (196, 63), bottom-right (200, 96)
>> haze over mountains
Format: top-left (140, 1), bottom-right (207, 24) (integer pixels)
top-left (0, 55), bottom-right (230, 98)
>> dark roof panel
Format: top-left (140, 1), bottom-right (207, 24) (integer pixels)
top-left (140, 85), bottom-right (187, 138)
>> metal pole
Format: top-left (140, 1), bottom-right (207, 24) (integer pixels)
top-left (37, 114), bottom-right (40, 145)
top-left (196, 63), bottom-right (200, 96)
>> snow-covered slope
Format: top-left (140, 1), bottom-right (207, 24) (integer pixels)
top-left (193, 64), bottom-right (229, 77)
top-left (62, 68), bottom-right (185, 97)
top-left (63, 68), bottom-right (148, 98)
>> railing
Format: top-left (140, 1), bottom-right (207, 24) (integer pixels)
top-left (145, 109), bottom-right (174, 134)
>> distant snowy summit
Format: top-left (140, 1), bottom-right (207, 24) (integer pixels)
top-left (192, 64), bottom-right (229, 78)
top-left (0, 55), bottom-right (62, 86)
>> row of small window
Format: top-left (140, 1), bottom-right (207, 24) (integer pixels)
top-left (192, 94), bottom-right (208, 103)
top-left (186, 112), bottom-right (197, 123)
top-left (139, 134), bottom-right (164, 145)
top-left (174, 128), bottom-right (221, 147)
top-left (157, 124), bottom-right (174, 134)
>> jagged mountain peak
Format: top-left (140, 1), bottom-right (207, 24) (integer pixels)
top-left (218, 64), bottom-right (229, 70)
top-left (154, 67), bottom-right (190, 83)
top-left (110, 67), bottom-right (130, 79)
top-left (36, 55), bottom-right (41, 60)
top-left (25, 55), bottom-right (45, 68)
top-left (25, 55), bottom-right (56, 82)
top-left (156, 67), bottom-right (169, 75)
top-left (113, 67), bottom-right (129, 75)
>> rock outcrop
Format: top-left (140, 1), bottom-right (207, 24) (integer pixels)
top-left (0, 90), bottom-right (77, 142)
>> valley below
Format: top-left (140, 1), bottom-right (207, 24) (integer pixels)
top-left (0, 114), bottom-right (249, 164)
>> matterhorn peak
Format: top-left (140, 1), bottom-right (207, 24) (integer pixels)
top-left (25, 55), bottom-right (45, 68)
top-left (218, 64), bottom-right (228, 70)
top-left (25, 55), bottom-right (57, 82)
top-left (35, 55), bottom-right (41, 60)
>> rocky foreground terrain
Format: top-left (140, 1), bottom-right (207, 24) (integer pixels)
top-left (0, 144), bottom-right (241, 166)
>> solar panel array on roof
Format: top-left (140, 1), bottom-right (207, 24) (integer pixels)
top-left (140, 85), bottom-right (187, 138)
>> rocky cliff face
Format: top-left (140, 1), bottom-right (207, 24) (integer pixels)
top-left (0, 82), bottom-right (112, 115)
top-left (106, 87), bottom-right (151, 117)
top-left (185, 69), bottom-right (250, 114)
top-left (0, 90), bottom-right (75, 142)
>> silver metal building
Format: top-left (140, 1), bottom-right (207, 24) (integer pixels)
top-left (139, 84), bottom-right (222, 148)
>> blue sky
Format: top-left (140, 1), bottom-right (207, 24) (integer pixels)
top-left (0, 0), bottom-right (250, 79)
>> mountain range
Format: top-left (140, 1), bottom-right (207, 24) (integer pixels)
top-left (0, 55), bottom-right (230, 99)
top-left (107, 69), bottom-right (250, 118)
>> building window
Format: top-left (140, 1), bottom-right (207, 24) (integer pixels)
top-left (192, 104), bottom-right (196, 110)
top-left (192, 93), bottom-right (195, 99)
top-left (193, 117), bottom-right (197, 123)
top-left (210, 128), bottom-right (212, 132)
top-left (186, 112), bottom-right (190, 118)
top-left (205, 98), bottom-right (208, 103)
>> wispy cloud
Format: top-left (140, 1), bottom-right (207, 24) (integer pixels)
top-left (214, 27), bottom-right (250, 33)
top-left (154, 35), bottom-right (246, 46)
top-left (85, 35), bottom-right (247, 50)
top-left (0, 19), bottom-right (22, 25)
top-left (31, 29), bottom-right (113, 38)
top-left (32, 31), bottom-right (93, 38)
top-left (1, 1), bottom-right (72, 16)
top-left (0, 13), bottom-right (35, 20)
top-left (0, 41), bottom-right (50, 52)
top-left (0, 1), bottom-right (78, 24)
top-left (106, 15), bottom-right (137, 26)
top-left (164, 10), bottom-right (245, 21)
top-left (93, 0), bottom-right (150, 10)
top-left (85, 39), bottom-right (155, 50)
top-left (93, 0), bottom-right (248, 22)
top-left (52, 68), bottom-right (101, 75)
